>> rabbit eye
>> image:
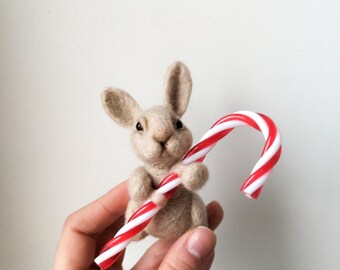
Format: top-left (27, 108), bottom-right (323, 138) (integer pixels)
top-left (175, 120), bottom-right (183, 130)
top-left (136, 122), bottom-right (143, 131)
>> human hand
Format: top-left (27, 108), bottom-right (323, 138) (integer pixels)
top-left (54, 181), bottom-right (224, 270)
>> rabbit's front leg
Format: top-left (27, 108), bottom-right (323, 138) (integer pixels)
top-left (128, 167), bottom-right (153, 201)
top-left (126, 167), bottom-right (154, 241)
top-left (129, 166), bottom-right (168, 207)
top-left (172, 162), bottom-right (209, 191)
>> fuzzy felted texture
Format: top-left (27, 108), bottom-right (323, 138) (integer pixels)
top-left (102, 61), bottom-right (208, 240)
top-left (102, 88), bottom-right (142, 127)
top-left (164, 61), bottom-right (192, 117)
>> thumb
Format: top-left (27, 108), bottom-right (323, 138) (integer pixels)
top-left (159, 226), bottom-right (216, 270)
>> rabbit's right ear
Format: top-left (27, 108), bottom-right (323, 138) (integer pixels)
top-left (102, 88), bottom-right (142, 128)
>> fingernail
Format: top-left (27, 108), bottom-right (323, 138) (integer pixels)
top-left (187, 226), bottom-right (216, 259)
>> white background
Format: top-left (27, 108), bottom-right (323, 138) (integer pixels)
top-left (1, 1), bottom-right (340, 269)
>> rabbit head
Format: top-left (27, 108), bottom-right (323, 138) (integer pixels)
top-left (102, 61), bottom-right (193, 168)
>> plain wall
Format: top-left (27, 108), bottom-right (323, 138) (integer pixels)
top-left (1, 1), bottom-right (340, 269)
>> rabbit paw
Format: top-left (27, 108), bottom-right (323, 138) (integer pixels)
top-left (173, 162), bottom-right (209, 191)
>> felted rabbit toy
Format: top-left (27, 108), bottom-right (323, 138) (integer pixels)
top-left (102, 61), bottom-right (209, 240)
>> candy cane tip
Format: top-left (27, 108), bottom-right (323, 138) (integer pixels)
top-left (244, 193), bottom-right (256, 199)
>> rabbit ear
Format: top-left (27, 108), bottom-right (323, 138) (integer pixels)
top-left (102, 88), bottom-right (142, 128)
top-left (164, 61), bottom-right (192, 117)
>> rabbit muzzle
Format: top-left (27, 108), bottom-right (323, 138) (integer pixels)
top-left (153, 130), bottom-right (172, 148)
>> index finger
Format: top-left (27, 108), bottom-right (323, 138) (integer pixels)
top-left (66, 180), bottom-right (129, 236)
top-left (54, 181), bottom-right (129, 270)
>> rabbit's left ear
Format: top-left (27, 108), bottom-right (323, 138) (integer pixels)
top-left (164, 61), bottom-right (192, 117)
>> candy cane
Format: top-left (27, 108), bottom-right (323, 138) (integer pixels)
top-left (94, 111), bottom-right (282, 269)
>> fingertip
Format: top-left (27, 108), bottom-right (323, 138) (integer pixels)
top-left (187, 226), bottom-right (216, 259)
top-left (206, 201), bottom-right (224, 231)
top-left (158, 226), bottom-right (216, 270)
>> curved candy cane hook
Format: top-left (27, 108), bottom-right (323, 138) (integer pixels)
top-left (95, 111), bottom-right (282, 269)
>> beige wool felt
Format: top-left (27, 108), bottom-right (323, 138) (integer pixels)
top-left (102, 61), bottom-right (209, 240)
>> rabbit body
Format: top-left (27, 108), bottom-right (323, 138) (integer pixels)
top-left (102, 62), bottom-right (208, 240)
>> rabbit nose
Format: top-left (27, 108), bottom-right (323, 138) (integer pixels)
top-left (153, 129), bottom-right (172, 145)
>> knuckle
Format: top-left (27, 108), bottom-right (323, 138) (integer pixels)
top-left (63, 211), bottom-right (78, 229)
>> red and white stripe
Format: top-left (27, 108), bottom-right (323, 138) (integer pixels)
top-left (94, 111), bottom-right (282, 269)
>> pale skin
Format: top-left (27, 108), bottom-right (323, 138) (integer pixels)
top-left (53, 180), bottom-right (224, 270)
